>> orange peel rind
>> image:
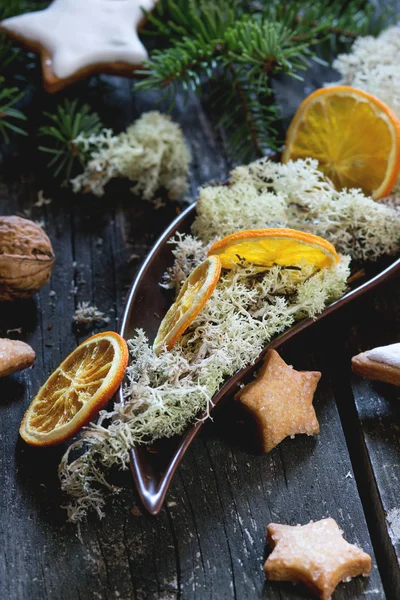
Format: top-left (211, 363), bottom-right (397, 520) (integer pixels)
top-left (207, 228), bottom-right (340, 270)
top-left (153, 255), bottom-right (221, 355)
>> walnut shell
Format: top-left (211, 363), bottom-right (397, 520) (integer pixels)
top-left (0, 216), bottom-right (55, 301)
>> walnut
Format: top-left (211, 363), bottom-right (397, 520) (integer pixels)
top-left (0, 216), bottom-right (55, 301)
top-left (0, 338), bottom-right (35, 377)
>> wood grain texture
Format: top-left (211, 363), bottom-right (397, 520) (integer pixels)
top-left (330, 279), bottom-right (400, 600)
top-left (0, 75), bottom-right (396, 600)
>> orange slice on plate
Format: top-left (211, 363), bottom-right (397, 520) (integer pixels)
top-left (153, 255), bottom-right (221, 355)
top-left (20, 331), bottom-right (128, 446)
top-left (282, 86), bottom-right (400, 199)
top-left (207, 228), bottom-right (339, 270)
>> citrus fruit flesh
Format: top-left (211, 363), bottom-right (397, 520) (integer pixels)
top-left (20, 331), bottom-right (128, 446)
top-left (153, 255), bottom-right (221, 355)
top-left (207, 228), bottom-right (339, 270)
top-left (282, 86), bottom-right (400, 199)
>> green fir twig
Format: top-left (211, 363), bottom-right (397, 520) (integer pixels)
top-left (0, 78), bottom-right (27, 142)
top-left (135, 0), bottom-right (396, 160)
top-left (0, 0), bottom-right (394, 176)
top-left (0, 0), bottom-right (50, 141)
top-left (0, 0), bottom-right (48, 72)
top-left (38, 100), bottom-right (103, 182)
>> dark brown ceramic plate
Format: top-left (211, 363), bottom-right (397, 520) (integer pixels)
top-left (118, 202), bottom-right (400, 515)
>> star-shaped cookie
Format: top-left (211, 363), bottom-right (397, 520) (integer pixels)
top-left (264, 518), bottom-right (372, 599)
top-left (235, 349), bottom-right (320, 452)
top-left (352, 342), bottom-right (400, 387)
top-left (0, 0), bottom-right (158, 92)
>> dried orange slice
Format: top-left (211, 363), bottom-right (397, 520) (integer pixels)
top-left (207, 228), bottom-right (339, 270)
top-left (282, 86), bottom-right (400, 199)
top-left (20, 332), bottom-right (128, 446)
top-left (153, 255), bottom-right (221, 355)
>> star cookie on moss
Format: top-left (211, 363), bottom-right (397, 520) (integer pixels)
top-left (235, 349), bottom-right (320, 452)
top-left (0, 0), bottom-right (158, 93)
top-left (264, 518), bottom-right (372, 599)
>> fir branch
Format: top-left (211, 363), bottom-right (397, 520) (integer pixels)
top-left (0, 34), bottom-right (19, 72)
top-left (0, 77), bottom-right (27, 142)
top-left (222, 18), bottom-right (316, 81)
top-left (137, 37), bottom-right (218, 93)
top-left (138, 14), bottom-right (315, 158)
top-left (0, 0), bottom-right (48, 72)
top-left (228, 64), bottom-right (263, 157)
top-left (136, 0), bottom-right (395, 160)
top-left (1, 0), bottom-right (48, 19)
top-left (0, 0), bottom-right (50, 140)
top-left (142, 0), bottom-right (239, 42)
top-left (256, 0), bottom-right (393, 40)
top-left (138, 0), bottom-right (386, 93)
top-left (214, 67), bottom-right (280, 160)
top-left (38, 100), bottom-right (103, 182)
top-left (136, 0), bottom-right (241, 95)
top-left (323, 0), bottom-right (395, 38)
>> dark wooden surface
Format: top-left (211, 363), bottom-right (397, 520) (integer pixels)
top-left (1, 63), bottom-right (400, 600)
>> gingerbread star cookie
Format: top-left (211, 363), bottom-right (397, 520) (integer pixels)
top-left (265, 518), bottom-right (371, 599)
top-left (0, 0), bottom-right (158, 92)
top-left (352, 342), bottom-right (400, 387)
top-left (235, 349), bottom-right (321, 452)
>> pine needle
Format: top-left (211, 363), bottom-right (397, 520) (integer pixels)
top-left (0, 77), bottom-right (27, 142)
top-left (38, 100), bottom-right (103, 183)
top-left (136, 0), bottom-right (396, 160)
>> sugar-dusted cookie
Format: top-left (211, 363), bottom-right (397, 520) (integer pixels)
top-left (265, 518), bottom-right (371, 599)
top-left (235, 349), bottom-right (320, 452)
top-left (0, 0), bottom-right (158, 93)
top-left (352, 342), bottom-right (400, 387)
top-left (0, 338), bottom-right (35, 377)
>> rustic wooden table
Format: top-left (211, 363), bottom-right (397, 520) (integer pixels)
top-left (1, 71), bottom-right (400, 600)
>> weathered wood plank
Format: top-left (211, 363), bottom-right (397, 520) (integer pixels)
top-left (201, 334), bottom-right (385, 599)
top-left (0, 80), bottom-right (393, 600)
top-left (326, 278), bottom-right (400, 600)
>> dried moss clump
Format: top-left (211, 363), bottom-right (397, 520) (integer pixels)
top-left (59, 240), bottom-right (349, 521)
top-left (193, 182), bottom-right (288, 243)
top-left (71, 111), bottom-right (191, 202)
top-left (60, 156), bottom-right (400, 521)
top-left (73, 302), bottom-right (109, 325)
top-left (193, 157), bottom-right (400, 261)
top-left (332, 26), bottom-right (400, 120)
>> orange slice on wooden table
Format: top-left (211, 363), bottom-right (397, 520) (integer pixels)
top-left (282, 86), bottom-right (400, 199)
top-left (207, 228), bottom-right (339, 270)
top-left (153, 255), bottom-right (221, 355)
top-left (20, 332), bottom-right (128, 446)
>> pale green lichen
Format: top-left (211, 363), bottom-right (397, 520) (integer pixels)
top-left (331, 25), bottom-right (400, 119)
top-left (60, 156), bottom-right (400, 521)
top-left (60, 247), bottom-right (349, 521)
top-left (193, 157), bottom-right (400, 260)
top-left (193, 182), bottom-right (288, 243)
top-left (71, 111), bottom-right (191, 202)
top-left (73, 302), bottom-right (109, 325)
